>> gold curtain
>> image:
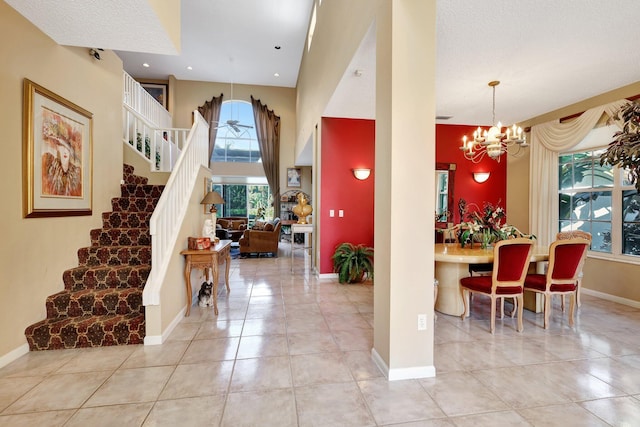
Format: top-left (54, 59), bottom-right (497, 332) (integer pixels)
top-left (251, 95), bottom-right (281, 218)
top-left (197, 93), bottom-right (224, 161)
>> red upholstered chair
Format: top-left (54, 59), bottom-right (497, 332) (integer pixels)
top-left (460, 238), bottom-right (534, 333)
top-left (556, 231), bottom-right (592, 308)
top-left (523, 238), bottom-right (589, 329)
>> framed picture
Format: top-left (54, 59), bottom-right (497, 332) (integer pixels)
top-left (287, 167), bottom-right (301, 188)
top-left (141, 82), bottom-right (167, 109)
top-left (23, 79), bottom-right (93, 218)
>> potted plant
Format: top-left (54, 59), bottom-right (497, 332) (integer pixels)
top-left (331, 243), bottom-right (374, 284)
top-left (600, 101), bottom-right (640, 190)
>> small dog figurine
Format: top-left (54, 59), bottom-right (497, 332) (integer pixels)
top-left (198, 282), bottom-right (213, 307)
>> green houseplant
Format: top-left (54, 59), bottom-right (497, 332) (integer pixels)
top-left (331, 243), bottom-right (374, 284)
top-left (600, 101), bottom-right (640, 190)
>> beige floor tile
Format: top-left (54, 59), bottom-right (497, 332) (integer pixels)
top-left (159, 360), bottom-right (233, 400)
top-left (65, 402), bottom-right (153, 427)
top-left (165, 322), bottom-right (200, 342)
top-left (194, 319), bottom-right (244, 340)
top-left (358, 378), bottom-right (445, 425)
top-left (420, 371), bottom-right (508, 417)
top-left (0, 376), bottom-right (42, 412)
top-left (223, 389), bottom-right (297, 427)
top-left (229, 356), bottom-right (291, 392)
top-left (0, 349), bottom-right (77, 378)
top-left (120, 341), bottom-right (189, 369)
top-left (580, 396), bottom-right (640, 425)
top-left (287, 331), bottom-right (339, 355)
top-left (143, 395), bottom-right (226, 426)
top-left (324, 312), bottom-right (372, 330)
top-left (295, 382), bottom-right (376, 427)
top-left (180, 337), bottom-right (240, 364)
top-left (0, 409), bottom-right (74, 427)
top-left (331, 328), bottom-right (373, 351)
top-left (342, 350), bottom-right (384, 381)
top-left (55, 345), bottom-right (136, 373)
top-left (83, 366), bottom-right (174, 407)
top-left (449, 410), bottom-right (532, 426)
top-left (291, 352), bottom-right (353, 386)
top-left (236, 335), bottom-right (289, 359)
top-left (4, 371), bottom-right (110, 413)
top-left (518, 402), bottom-right (610, 426)
top-left (242, 317), bottom-right (286, 336)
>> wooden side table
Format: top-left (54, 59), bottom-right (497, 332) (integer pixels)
top-left (180, 239), bottom-right (232, 316)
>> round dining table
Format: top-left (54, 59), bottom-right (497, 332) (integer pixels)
top-left (434, 243), bottom-right (549, 316)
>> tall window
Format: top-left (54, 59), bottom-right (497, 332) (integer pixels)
top-left (212, 184), bottom-right (273, 221)
top-left (212, 101), bottom-right (260, 163)
top-left (559, 148), bottom-right (640, 257)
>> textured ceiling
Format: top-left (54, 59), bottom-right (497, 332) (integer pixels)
top-left (10, 0), bottom-right (640, 128)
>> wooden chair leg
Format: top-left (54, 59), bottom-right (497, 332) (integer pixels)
top-left (544, 294), bottom-right (551, 329)
top-left (490, 296), bottom-right (496, 334)
top-left (569, 292), bottom-right (576, 327)
top-left (516, 294), bottom-right (524, 332)
top-left (460, 288), bottom-right (469, 321)
top-left (576, 277), bottom-right (582, 307)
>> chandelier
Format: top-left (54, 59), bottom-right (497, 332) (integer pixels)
top-left (460, 81), bottom-right (528, 163)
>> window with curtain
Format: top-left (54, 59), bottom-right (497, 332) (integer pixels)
top-left (559, 148), bottom-right (640, 257)
top-left (212, 101), bottom-right (261, 163)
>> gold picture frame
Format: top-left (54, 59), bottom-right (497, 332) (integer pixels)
top-left (141, 82), bottom-right (168, 109)
top-left (23, 79), bottom-right (93, 217)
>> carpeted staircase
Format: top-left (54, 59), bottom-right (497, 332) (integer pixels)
top-left (24, 164), bottom-right (163, 350)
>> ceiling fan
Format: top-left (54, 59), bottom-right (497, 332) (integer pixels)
top-left (216, 119), bottom-right (253, 133)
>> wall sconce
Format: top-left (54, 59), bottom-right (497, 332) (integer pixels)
top-left (352, 168), bottom-right (371, 180)
top-left (473, 172), bottom-right (490, 183)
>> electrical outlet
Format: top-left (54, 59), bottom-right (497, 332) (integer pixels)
top-left (339, 210), bottom-right (344, 217)
top-left (329, 209), bottom-right (335, 217)
top-left (417, 314), bottom-right (427, 330)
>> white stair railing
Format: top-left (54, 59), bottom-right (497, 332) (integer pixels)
top-left (123, 72), bottom-right (172, 128)
top-left (143, 110), bottom-right (210, 306)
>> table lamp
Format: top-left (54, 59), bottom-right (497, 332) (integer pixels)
top-left (200, 191), bottom-right (225, 228)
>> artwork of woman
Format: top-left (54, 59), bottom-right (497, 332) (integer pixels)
top-left (41, 111), bottom-right (82, 197)
top-left (292, 192), bottom-right (312, 224)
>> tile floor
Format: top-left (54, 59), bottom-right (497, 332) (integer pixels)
top-left (1, 246), bottom-right (640, 426)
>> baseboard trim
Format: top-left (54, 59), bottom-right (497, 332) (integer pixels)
top-left (0, 343), bottom-right (29, 369)
top-left (317, 273), bottom-right (338, 280)
top-left (144, 306), bottom-right (187, 346)
top-left (371, 348), bottom-right (436, 380)
top-left (581, 288), bottom-right (640, 309)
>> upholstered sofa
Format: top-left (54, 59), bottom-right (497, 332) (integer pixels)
top-left (239, 218), bottom-right (281, 256)
top-left (216, 217), bottom-right (248, 242)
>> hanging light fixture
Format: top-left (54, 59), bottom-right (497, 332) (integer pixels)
top-left (460, 81), bottom-right (529, 163)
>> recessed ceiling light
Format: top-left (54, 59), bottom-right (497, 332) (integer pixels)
top-left (186, 66), bottom-right (193, 70)
top-left (142, 63), bottom-right (149, 68)
top-left (274, 73), bottom-right (280, 77)
top-left (274, 46), bottom-right (281, 50)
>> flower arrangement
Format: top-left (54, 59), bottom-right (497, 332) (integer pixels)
top-left (449, 200), bottom-right (535, 249)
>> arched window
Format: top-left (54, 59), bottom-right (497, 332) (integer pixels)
top-left (212, 100), bottom-right (260, 163)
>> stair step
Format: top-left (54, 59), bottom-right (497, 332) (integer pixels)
top-left (102, 211), bottom-right (152, 229)
top-left (111, 197), bottom-right (159, 213)
top-left (46, 288), bottom-right (143, 318)
top-left (123, 164), bottom-right (135, 176)
top-left (78, 245), bottom-right (151, 267)
top-left (120, 184), bottom-right (164, 198)
top-left (62, 265), bottom-right (150, 291)
top-left (90, 228), bottom-right (151, 246)
top-left (123, 174), bottom-right (148, 185)
top-left (25, 313), bottom-right (145, 351)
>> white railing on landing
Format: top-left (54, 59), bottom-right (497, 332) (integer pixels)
top-left (143, 110), bottom-right (210, 306)
top-left (123, 72), bottom-right (172, 128)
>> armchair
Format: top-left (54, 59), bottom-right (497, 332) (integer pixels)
top-left (239, 218), bottom-right (281, 256)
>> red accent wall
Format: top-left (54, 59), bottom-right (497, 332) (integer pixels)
top-left (435, 124), bottom-right (507, 223)
top-left (318, 120), bottom-right (506, 274)
top-left (320, 118), bottom-right (375, 274)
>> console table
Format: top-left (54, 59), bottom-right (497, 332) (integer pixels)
top-left (180, 239), bottom-right (232, 316)
top-left (291, 223), bottom-right (313, 272)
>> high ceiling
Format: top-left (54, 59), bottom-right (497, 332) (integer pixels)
top-left (8, 0), bottom-right (640, 127)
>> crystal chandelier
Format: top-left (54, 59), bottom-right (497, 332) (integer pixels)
top-left (460, 81), bottom-right (528, 163)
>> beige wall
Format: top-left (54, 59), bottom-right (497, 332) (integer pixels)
top-left (508, 81), bottom-right (640, 304)
top-left (171, 80), bottom-right (300, 196)
top-left (0, 3), bottom-right (124, 358)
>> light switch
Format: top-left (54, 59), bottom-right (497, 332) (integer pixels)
top-left (329, 209), bottom-right (335, 217)
top-left (339, 210), bottom-right (344, 217)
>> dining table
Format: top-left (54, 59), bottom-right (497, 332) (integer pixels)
top-left (434, 242), bottom-right (549, 316)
